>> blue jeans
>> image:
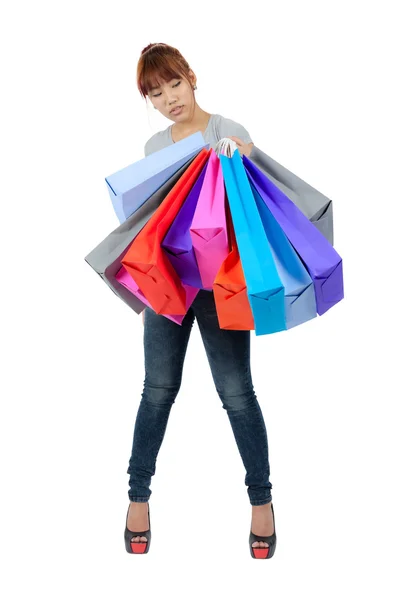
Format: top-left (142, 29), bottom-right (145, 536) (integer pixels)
top-left (127, 289), bottom-right (273, 506)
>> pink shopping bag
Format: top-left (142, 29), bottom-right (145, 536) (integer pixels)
top-left (189, 150), bottom-right (229, 289)
top-left (115, 266), bottom-right (199, 325)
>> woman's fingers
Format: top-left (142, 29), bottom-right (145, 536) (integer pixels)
top-left (227, 136), bottom-right (244, 146)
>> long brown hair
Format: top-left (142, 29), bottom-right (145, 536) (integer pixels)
top-left (137, 43), bottom-right (193, 99)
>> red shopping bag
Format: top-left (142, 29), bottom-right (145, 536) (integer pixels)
top-left (121, 149), bottom-right (211, 315)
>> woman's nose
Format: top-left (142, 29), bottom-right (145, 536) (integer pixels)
top-left (165, 92), bottom-right (178, 105)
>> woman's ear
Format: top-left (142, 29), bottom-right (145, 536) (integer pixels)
top-left (188, 69), bottom-right (196, 87)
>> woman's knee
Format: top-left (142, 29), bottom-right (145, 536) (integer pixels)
top-left (217, 384), bottom-right (258, 412)
top-left (141, 380), bottom-right (181, 407)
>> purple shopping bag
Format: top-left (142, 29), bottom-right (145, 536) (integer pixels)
top-left (161, 160), bottom-right (208, 289)
top-left (243, 155), bottom-right (344, 315)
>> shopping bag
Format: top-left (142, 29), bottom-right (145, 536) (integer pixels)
top-left (190, 150), bottom-right (229, 289)
top-left (105, 132), bottom-right (207, 223)
top-left (243, 155), bottom-right (343, 315)
top-left (220, 149), bottom-right (286, 336)
top-left (121, 148), bottom-right (211, 315)
top-left (250, 182), bottom-right (317, 329)
top-left (249, 145), bottom-right (334, 244)
top-left (161, 161), bottom-right (208, 289)
top-left (84, 158), bottom-right (195, 315)
top-left (213, 204), bottom-right (254, 330)
top-left (115, 266), bottom-right (198, 325)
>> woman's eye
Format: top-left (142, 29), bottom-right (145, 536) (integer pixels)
top-left (152, 81), bottom-right (180, 98)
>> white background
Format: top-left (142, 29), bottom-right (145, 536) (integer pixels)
top-left (2, 0), bottom-right (399, 598)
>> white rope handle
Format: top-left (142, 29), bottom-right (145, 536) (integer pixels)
top-left (215, 137), bottom-right (238, 158)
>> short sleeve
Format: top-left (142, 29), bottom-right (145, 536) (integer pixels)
top-left (144, 138), bottom-right (153, 157)
top-left (144, 133), bottom-right (160, 157)
top-left (217, 115), bottom-right (253, 145)
top-left (144, 131), bottom-right (170, 157)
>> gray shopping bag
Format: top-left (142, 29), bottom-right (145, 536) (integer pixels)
top-left (249, 145), bottom-right (334, 244)
top-left (85, 157), bottom-right (196, 314)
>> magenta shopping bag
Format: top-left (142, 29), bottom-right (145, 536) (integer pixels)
top-left (190, 150), bottom-right (229, 289)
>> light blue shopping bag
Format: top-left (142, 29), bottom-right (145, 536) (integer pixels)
top-left (250, 181), bottom-right (317, 329)
top-left (243, 155), bottom-right (343, 316)
top-left (220, 149), bottom-right (286, 336)
top-left (106, 132), bottom-right (208, 223)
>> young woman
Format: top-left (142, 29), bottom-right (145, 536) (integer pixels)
top-left (125, 43), bottom-right (276, 559)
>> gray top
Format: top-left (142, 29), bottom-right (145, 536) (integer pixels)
top-left (144, 113), bottom-right (253, 157)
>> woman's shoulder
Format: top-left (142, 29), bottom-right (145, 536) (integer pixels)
top-left (212, 113), bottom-right (253, 144)
top-left (144, 113), bottom-right (253, 156)
top-left (144, 127), bottom-right (171, 156)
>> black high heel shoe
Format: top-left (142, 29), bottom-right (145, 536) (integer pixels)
top-left (249, 502), bottom-right (277, 559)
top-left (124, 503), bottom-right (151, 554)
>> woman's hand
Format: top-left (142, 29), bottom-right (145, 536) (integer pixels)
top-left (227, 136), bottom-right (254, 157)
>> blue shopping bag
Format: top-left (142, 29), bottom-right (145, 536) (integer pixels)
top-left (220, 149), bottom-right (286, 335)
top-left (106, 132), bottom-right (208, 223)
top-left (243, 155), bottom-right (343, 316)
top-left (250, 182), bottom-right (317, 329)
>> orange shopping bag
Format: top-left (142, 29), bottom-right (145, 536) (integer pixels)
top-left (213, 202), bottom-right (255, 330)
top-left (121, 148), bottom-right (211, 315)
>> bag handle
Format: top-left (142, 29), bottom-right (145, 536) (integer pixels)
top-left (215, 137), bottom-right (238, 157)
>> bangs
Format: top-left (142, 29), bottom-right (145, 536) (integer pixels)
top-left (138, 53), bottom-right (187, 97)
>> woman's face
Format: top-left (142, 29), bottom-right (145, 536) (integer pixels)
top-left (148, 75), bottom-right (195, 122)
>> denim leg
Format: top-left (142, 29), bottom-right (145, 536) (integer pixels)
top-left (127, 306), bottom-right (195, 502)
top-left (193, 290), bottom-right (273, 506)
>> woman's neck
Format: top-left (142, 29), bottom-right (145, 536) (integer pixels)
top-left (171, 106), bottom-right (211, 139)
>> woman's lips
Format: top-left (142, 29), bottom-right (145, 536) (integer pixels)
top-left (170, 106), bottom-right (183, 115)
